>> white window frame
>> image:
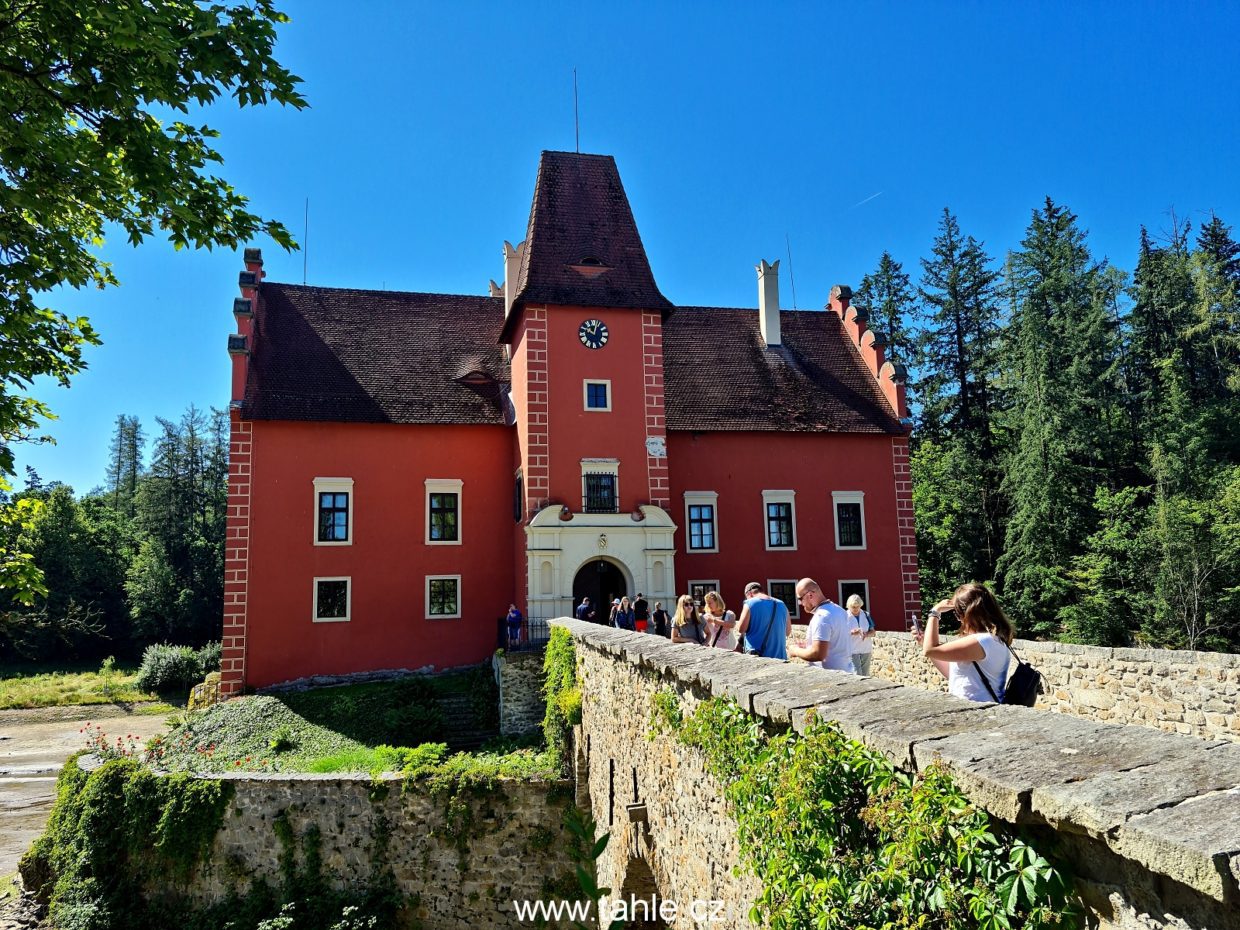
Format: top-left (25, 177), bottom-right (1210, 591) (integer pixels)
top-left (313, 477), bottom-right (354, 546)
top-left (767, 579), bottom-right (800, 620)
top-left (832, 491), bottom-right (867, 550)
top-left (683, 491), bottom-right (719, 553)
top-left (425, 574), bottom-right (462, 620)
top-left (762, 490), bottom-right (797, 551)
top-left (838, 579), bottom-right (871, 611)
top-left (583, 379), bottom-right (612, 412)
top-left (686, 580), bottom-right (721, 609)
top-left (425, 479), bottom-right (463, 546)
top-left (312, 576), bottom-right (351, 623)
top-left (581, 458), bottom-right (620, 513)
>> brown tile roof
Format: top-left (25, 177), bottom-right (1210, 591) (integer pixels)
top-left (662, 307), bottom-right (905, 433)
top-left (243, 283), bottom-right (509, 425)
top-left (512, 151), bottom-right (672, 314)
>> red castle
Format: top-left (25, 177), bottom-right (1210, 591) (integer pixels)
top-left (220, 152), bottom-right (920, 693)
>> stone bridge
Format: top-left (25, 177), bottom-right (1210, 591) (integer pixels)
top-left (552, 619), bottom-right (1240, 930)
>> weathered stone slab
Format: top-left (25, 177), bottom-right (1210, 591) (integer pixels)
top-left (749, 670), bottom-right (896, 723)
top-left (1113, 788), bottom-right (1240, 903)
top-left (809, 692), bottom-right (1000, 768)
top-left (718, 665), bottom-right (814, 713)
top-left (1033, 742), bottom-right (1240, 836)
top-left (915, 709), bottom-right (1211, 824)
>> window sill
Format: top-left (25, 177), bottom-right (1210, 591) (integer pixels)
top-left (312, 616), bottom-right (350, 623)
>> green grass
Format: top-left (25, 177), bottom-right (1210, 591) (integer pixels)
top-left (0, 660), bottom-right (163, 710)
top-left (152, 670), bottom-right (504, 775)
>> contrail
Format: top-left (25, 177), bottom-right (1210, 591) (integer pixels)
top-left (850, 191), bottom-right (884, 209)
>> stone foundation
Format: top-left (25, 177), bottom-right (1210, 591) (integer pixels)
top-left (493, 650), bottom-right (546, 737)
top-left (174, 770), bottom-right (574, 928)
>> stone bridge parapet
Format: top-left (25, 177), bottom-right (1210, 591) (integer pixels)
top-left (559, 618), bottom-right (1240, 930)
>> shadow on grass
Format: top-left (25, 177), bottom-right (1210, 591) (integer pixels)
top-left (271, 667), bottom-right (498, 749)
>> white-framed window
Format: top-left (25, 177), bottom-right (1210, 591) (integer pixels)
top-left (683, 491), bottom-right (719, 552)
top-left (582, 459), bottom-right (619, 514)
top-left (313, 477), bottom-right (354, 545)
top-left (313, 577), bottom-right (350, 622)
top-left (839, 579), bottom-right (870, 611)
top-left (833, 491), bottom-right (867, 550)
top-left (762, 490), bottom-right (797, 550)
top-left (426, 574), bottom-right (462, 619)
top-left (583, 379), bottom-right (612, 411)
top-left (768, 579), bottom-right (799, 620)
top-left (687, 580), bottom-right (720, 609)
top-left (425, 479), bottom-right (463, 545)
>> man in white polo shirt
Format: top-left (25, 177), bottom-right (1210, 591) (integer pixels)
top-left (787, 577), bottom-right (854, 673)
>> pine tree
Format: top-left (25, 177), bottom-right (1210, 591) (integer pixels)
top-left (912, 209), bottom-right (1006, 582)
top-left (998, 199), bottom-right (1121, 634)
top-left (105, 414), bottom-right (144, 517)
top-left (855, 251), bottom-right (917, 367)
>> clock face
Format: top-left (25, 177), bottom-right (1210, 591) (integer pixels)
top-left (578, 318), bottom-right (609, 350)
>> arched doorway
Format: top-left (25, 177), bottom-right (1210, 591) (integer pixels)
top-left (573, 559), bottom-right (626, 620)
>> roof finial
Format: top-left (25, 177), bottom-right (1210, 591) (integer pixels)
top-left (573, 68), bottom-right (580, 154)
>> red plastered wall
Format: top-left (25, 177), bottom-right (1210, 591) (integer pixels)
top-left (242, 420), bottom-right (515, 688)
top-left (666, 430), bottom-right (909, 629)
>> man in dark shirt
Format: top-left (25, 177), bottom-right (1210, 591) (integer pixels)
top-left (575, 598), bottom-right (595, 623)
top-left (633, 593), bottom-right (650, 632)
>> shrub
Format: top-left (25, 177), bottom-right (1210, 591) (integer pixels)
top-left (134, 643), bottom-right (202, 693)
top-left (196, 641), bottom-right (222, 674)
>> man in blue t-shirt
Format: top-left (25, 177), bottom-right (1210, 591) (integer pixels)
top-left (736, 581), bottom-right (790, 660)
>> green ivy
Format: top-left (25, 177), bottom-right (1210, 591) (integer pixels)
top-left (20, 754), bottom-right (400, 930)
top-left (667, 696), bottom-right (1082, 930)
top-left (20, 753), bottom-right (232, 929)
top-left (542, 627), bottom-right (580, 768)
top-left (646, 687), bottom-right (682, 739)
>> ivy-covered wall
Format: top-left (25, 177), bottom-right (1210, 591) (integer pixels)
top-left (23, 755), bottom-right (577, 929)
top-left (567, 619), bottom-right (1240, 930)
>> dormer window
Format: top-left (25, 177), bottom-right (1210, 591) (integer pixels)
top-left (569, 256), bottom-right (612, 279)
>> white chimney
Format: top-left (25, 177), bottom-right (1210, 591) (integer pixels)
top-left (757, 259), bottom-right (781, 346)
top-left (503, 240), bottom-right (525, 317)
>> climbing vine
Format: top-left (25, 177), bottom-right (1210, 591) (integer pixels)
top-left (651, 691), bottom-right (1083, 930)
top-left (20, 754), bottom-right (401, 930)
top-left (542, 626), bottom-right (581, 768)
top-left (20, 753), bottom-right (233, 929)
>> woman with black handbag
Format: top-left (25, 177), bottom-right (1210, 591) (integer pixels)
top-left (916, 583), bottom-right (1018, 703)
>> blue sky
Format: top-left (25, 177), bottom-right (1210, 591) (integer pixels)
top-left (16, 0), bottom-right (1240, 493)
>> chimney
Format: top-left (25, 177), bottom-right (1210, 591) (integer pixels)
top-left (756, 259), bottom-right (781, 346)
top-left (503, 240), bottom-right (525, 317)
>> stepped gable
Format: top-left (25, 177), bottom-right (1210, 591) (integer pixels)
top-left (244, 283), bottom-right (509, 424)
top-left (662, 306), bottom-right (905, 433)
top-left (512, 151), bottom-right (673, 313)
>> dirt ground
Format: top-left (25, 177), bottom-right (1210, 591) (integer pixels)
top-left (0, 704), bottom-right (171, 879)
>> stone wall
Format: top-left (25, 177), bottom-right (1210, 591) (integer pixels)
top-left (184, 770), bottom-right (574, 928)
top-left (494, 650), bottom-right (546, 737)
top-left (869, 632), bottom-right (1240, 743)
top-left (564, 619), bottom-right (1240, 930)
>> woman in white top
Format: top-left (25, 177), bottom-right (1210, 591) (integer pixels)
top-left (701, 590), bottom-right (737, 651)
top-left (845, 594), bottom-right (875, 675)
top-left (918, 583), bottom-right (1014, 702)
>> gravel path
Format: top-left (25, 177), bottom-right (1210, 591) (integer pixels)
top-left (0, 705), bottom-right (171, 879)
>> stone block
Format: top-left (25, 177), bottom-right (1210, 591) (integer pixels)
top-left (751, 670), bottom-right (897, 724)
top-left (1032, 742), bottom-right (1240, 837)
top-left (913, 710), bottom-right (1209, 824)
top-left (1113, 788), bottom-right (1240, 903)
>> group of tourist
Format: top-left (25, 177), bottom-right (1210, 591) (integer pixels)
top-left (572, 579), bottom-right (1019, 703)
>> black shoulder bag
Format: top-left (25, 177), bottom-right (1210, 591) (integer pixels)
top-left (973, 641), bottom-right (1042, 707)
